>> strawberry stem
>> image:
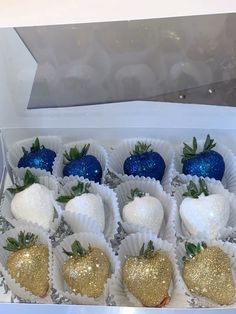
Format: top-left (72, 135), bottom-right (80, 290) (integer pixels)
top-left (63, 240), bottom-right (89, 258)
top-left (139, 241), bottom-right (155, 258)
top-left (181, 134), bottom-right (216, 162)
top-left (63, 144), bottom-right (90, 164)
top-left (57, 181), bottom-right (91, 203)
top-left (7, 170), bottom-right (39, 195)
top-left (182, 178), bottom-right (209, 199)
top-left (132, 142), bottom-right (152, 155)
top-left (3, 231), bottom-right (38, 252)
top-left (182, 241), bottom-right (207, 261)
top-left (128, 188), bottom-right (145, 201)
top-left (22, 138), bottom-right (44, 154)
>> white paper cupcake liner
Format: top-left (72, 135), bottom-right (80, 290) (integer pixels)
top-left (176, 237), bottom-right (236, 308)
top-left (175, 138), bottom-right (236, 194)
top-left (59, 176), bottom-right (120, 241)
top-left (7, 136), bottom-right (63, 179)
top-left (57, 139), bottom-right (108, 183)
top-left (174, 177), bottom-right (236, 240)
top-left (0, 222), bottom-right (53, 303)
top-left (1, 175), bottom-right (62, 234)
top-left (115, 179), bottom-right (176, 243)
top-left (108, 138), bottom-right (175, 193)
top-left (52, 232), bottom-right (120, 305)
top-left (109, 232), bottom-right (188, 307)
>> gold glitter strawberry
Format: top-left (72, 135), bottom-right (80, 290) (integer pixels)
top-left (63, 240), bottom-right (110, 298)
top-left (182, 242), bottom-right (236, 305)
top-left (4, 231), bottom-right (49, 297)
top-left (122, 240), bottom-right (172, 307)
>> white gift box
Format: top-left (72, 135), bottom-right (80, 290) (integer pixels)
top-left (1, 3), bottom-right (236, 314)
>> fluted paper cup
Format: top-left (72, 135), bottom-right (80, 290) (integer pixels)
top-left (1, 175), bottom-right (62, 233)
top-left (174, 177), bottom-right (236, 240)
top-left (176, 237), bottom-right (236, 308)
top-left (109, 232), bottom-right (188, 307)
top-left (59, 176), bottom-right (120, 241)
top-left (175, 138), bottom-right (236, 194)
top-left (115, 179), bottom-right (176, 243)
top-left (108, 138), bottom-right (175, 193)
top-left (7, 136), bottom-right (63, 179)
top-left (52, 232), bottom-right (120, 305)
top-left (0, 222), bottom-right (53, 303)
top-left (58, 139), bottom-right (108, 183)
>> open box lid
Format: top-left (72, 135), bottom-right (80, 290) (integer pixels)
top-left (0, 0), bottom-right (236, 127)
top-left (0, 0), bottom-right (236, 111)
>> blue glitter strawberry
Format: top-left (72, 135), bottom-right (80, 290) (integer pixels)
top-left (181, 135), bottom-right (225, 180)
top-left (63, 144), bottom-right (103, 183)
top-left (18, 138), bottom-right (56, 173)
top-left (123, 142), bottom-right (166, 181)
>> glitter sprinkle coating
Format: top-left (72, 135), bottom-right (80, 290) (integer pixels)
top-left (182, 246), bottom-right (236, 305)
top-left (18, 148), bottom-right (56, 173)
top-left (63, 155), bottom-right (102, 183)
top-left (123, 151), bottom-right (166, 181)
top-left (122, 250), bottom-right (172, 307)
top-left (6, 245), bottom-right (49, 297)
top-left (182, 150), bottom-right (225, 180)
top-left (63, 248), bottom-right (110, 298)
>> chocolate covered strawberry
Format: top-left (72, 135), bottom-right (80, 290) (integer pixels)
top-left (18, 138), bottom-right (56, 173)
top-left (182, 242), bottom-right (235, 305)
top-left (124, 142), bottom-right (165, 181)
top-left (8, 170), bottom-right (55, 230)
top-left (63, 240), bottom-right (110, 298)
top-left (63, 144), bottom-right (102, 183)
top-left (180, 179), bottom-right (229, 238)
top-left (122, 188), bottom-right (164, 234)
top-left (122, 240), bottom-right (172, 307)
top-left (181, 135), bottom-right (225, 180)
top-left (4, 231), bottom-right (49, 297)
top-left (57, 181), bottom-right (105, 232)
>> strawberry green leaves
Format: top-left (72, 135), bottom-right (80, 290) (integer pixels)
top-left (7, 170), bottom-right (39, 195)
top-left (57, 181), bottom-right (91, 203)
top-left (182, 135), bottom-right (216, 162)
top-left (63, 240), bottom-right (88, 258)
top-left (128, 188), bottom-right (145, 201)
top-left (63, 144), bottom-right (90, 164)
top-left (3, 231), bottom-right (38, 252)
top-left (183, 178), bottom-right (209, 199)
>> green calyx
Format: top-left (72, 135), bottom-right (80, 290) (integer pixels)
top-left (181, 134), bottom-right (216, 162)
top-left (63, 144), bottom-right (90, 164)
top-left (139, 240), bottom-right (155, 258)
top-left (132, 141), bottom-right (152, 155)
top-left (183, 178), bottom-right (209, 199)
top-left (63, 240), bottom-right (90, 258)
top-left (57, 181), bottom-right (91, 203)
top-left (3, 231), bottom-right (38, 252)
top-left (183, 241), bottom-right (207, 261)
top-left (7, 170), bottom-right (39, 195)
top-left (128, 188), bottom-right (145, 201)
top-left (22, 137), bottom-right (44, 155)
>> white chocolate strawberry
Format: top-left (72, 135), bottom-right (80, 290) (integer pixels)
top-left (180, 180), bottom-right (230, 239)
top-left (11, 183), bottom-right (54, 230)
top-left (65, 193), bottom-right (105, 232)
top-left (122, 189), bottom-right (164, 234)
